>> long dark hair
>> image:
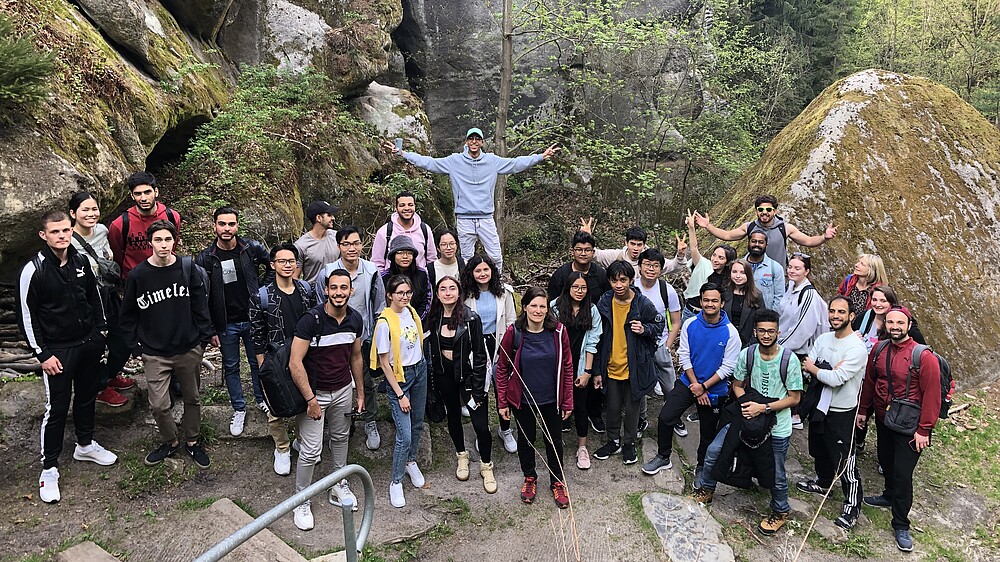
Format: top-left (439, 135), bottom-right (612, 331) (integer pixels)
top-left (462, 254), bottom-right (503, 299)
top-left (387, 260), bottom-right (428, 307)
top-left (427, 275), bottom-right (466, 331)
top-left (68, 191), bottom-right (98, 225)
top-left (727, 259), bottom-right (763, 309)
top-left (712, 244), bottom-right (738, 278)
top-left (515, 287), bottom-right (559, 332)
top-left (555, 271), bottom-right (593, 330)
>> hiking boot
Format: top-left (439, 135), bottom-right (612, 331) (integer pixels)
top-left (144, 442), bottom-right (179, 466)
top-left (107, 374), bottom-right (136, 390)
top-left (641, 454), bottom-right (672, 475)
top-left (636, 419), bottom-right (649, 440)
top-left (551, 482), bottom-right (570, 509)
top-left (405, 461), bottom-right (425, 488)
top-left (95, 387), bottom-right (127, 407)
top-left (185, 442), bottom-right (211, 469)
top-left (690, 487), bottom-right (714, 504)
top-left (39, 467), bottom-right (60, 503)
top-left (293, 502), bottom-right (314, 530)
top-left (364, 421), bottom-right (381, 450)
top-left (758, 511), bottom-right (790, 535)
top-left (520, 476), bottom-right (537, 504)
top-left (895, 528), bottom-right (914, 552)
top-left (498, 427), bottom-right (517, 453)
top-left (230, 410), bottom-right (246, 437)
top-left (593, 439), bottom-right (621, 460)
top-left (589, 416), bottom-right (607, 434)
top-left (480, 461), bottom-right (497, 494)
top-left (674, 421), bottom-right (689, 437)
top-left (389, 481), bottom-right (405, 508)
top-left (73, 441), bottom-right (118, 466)
top-left (864, 494), bottom-right (892, 508)
top-left (622, 442), bottom-right (638, 465)
top-left (456, 451), bottom-right (470, 481)
top-left (576, 446), bottom-right (591, 470)
top-left (834, 509), bottom-right (859, 530)
top-left (273, 449), bottom-right (291, 475)
top-left (331, 479), bottom-right (359, 512)
top-left (796, 479), bottom-right (827, 495)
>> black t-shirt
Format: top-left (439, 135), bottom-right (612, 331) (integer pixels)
top-left (519, 330), bottom-right (557, 405)
top-left (293, 305), bottom-right (363, 392)
top-left (216, 246), bottom-right (250, 322)
top-left (278, 285), bottom-right (306, 340)
top-left (566, 323), bottom-right (586, 376)
top-left (731, 292), bottom-right (745, 327)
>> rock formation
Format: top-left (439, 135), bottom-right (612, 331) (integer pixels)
top-left (707, 69), bottom-right (1000, 387)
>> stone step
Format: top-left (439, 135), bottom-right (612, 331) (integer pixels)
top-left (55, 541), bottom-right (120, 562)
top-left (642, 492), bottom-right (735, 562)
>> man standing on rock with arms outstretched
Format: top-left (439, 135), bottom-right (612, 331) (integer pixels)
top-left (384, 128), bottom-right (559, 273)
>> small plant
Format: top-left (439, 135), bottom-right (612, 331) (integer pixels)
top-left (0, 14), bottom-right (55, 123)
top-left (177, 497), bottom-right (219, 511)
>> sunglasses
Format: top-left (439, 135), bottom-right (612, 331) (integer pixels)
top-left (791, 252), bottom-right (811, 260)
top-left (756, 206), bottom-right (775, 213)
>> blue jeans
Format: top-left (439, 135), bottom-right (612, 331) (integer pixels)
top-left (220, 321), bottom-right (262, 410)
top-left (385, 359), bottom-right (427, 483)
top-left (698, 424), bottom-right (791, 514)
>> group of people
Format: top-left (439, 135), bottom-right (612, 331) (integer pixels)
top-left (16, 129), bottom-right (942, 553)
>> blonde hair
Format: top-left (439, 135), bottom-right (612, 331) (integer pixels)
top-left (858, 254), bottom-right (888, 285)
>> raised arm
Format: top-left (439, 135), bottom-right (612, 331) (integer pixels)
top-left (786, 222), bottom-right (837, 247)
top-left (693, 211), bottom-right (748, 242)
top-left (686, 211), bottom-right (702, 268)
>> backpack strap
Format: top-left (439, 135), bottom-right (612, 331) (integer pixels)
top-left (797, 284), bottom-right (816, 306)
top-left (181, 255), bottom-right (192, 286)
top-left (165, 207), bottom-right (179, 229)
top-left (744, 343), bottom-right (757, 386)
top-left (121, 211), bottom-right (130, 248)
top-left (658, 279), bottom-right (672, 332)
top-left (258, 285), bottom-right (269, 311)
top-left (383, 221), bottom-right (394, 262)
top-left (777, 347), bottom-right (790, 388)
top-left (121, 207), bottom-right (179, 248)
top-left (421, 222), bottom-right (431, 260)
top-left (858, 309), bottom-right (876, 336)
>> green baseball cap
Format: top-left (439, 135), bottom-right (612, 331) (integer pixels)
top-left (465, 127), bottom-right (484, 139)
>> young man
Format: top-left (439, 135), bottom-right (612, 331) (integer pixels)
top-left (294, 200), bottom-right (340, 283)
top-left (17, 211), bottom-right (117, 503)
top-left (386, 128), bottom-right (559, 272)
top-left (288, 269), bottom-right (366, 531)
top-left (315, 226), bottom-right (387, 450)
top-left (685, 309), bottom-right (803, 536)
top-left (249, 243), bottom-right (317, 475)
top-left (694, 194), bottom-right (837, 265)
top-left (370, 191), bottom-right (437, 272)
top-left (196, 207), bottom-right (271, 436)
top-left (578, 221), bottom-right (685, 275)
top-left (857, 306), bottom-right (941, 552)
top-left (745, 230), bottom-right (785, 310)
top-left (592, 261), bottom-right (664, 465)
top-left (798, 296), bottom-right (869, 530)
top-left (120, 220), bottom-right (214, 469)
top-left (634, 248), bottom-right (684, 434)
top-left (108, 171), bottom-right (181, 280)
top-left (643, 283), bottom-right (740, 476)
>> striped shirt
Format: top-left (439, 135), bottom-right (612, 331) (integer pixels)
top-left (294, 305), bottom-right (362, 392)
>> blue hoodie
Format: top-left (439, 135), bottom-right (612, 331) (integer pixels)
top-left (677, 311), bottom-right (742, 398)
top-left (403, 147), bottom-right (544, 218)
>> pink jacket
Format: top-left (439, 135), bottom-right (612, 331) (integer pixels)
top-left (371, 213), bottom-right (437, 272)
top-left (495, 323), bottom-right (575, 412)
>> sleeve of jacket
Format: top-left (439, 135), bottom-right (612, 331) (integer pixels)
top-left (583, 304), bottom-right (603, 355)
top-left (639, 297), bottom-right (664, 343)
top-left (16, 263), bottom-right (51, 362)
top-left (313, 264), bottom-right (330, 304)
top-left (592, 308), bottom-right (611, 379)
top-left (494, 325), bottom-right (515, 409)
top-left (191, 262), bottom-right (215, 344)
top-left (662, 256), bottom-right (684, 275)
top-left (372, 271), bottom-right (386, 319)
top-left (771, 263), bottom-right (785, 310)
top-left (403, 151), bottom-right (455, 174)
top-left (559, 326), bottom-right (575, 412)
top-left (417, 270), bottom-right (432, 318)
top-left (83, 260), bottom-right (107, 331)
top-left (468, 314), bottom-right (488, 402)
top-left (915, 348), bottom-right (942, 437)
top-left (502, 287), bottom-right (517, 331)
top-left (677, 319), bottom-right (693, 372)
top-left (249, 286), bottom-right (267, 355)
top-left (119, 275), bottom-right (140, 353)
top-left (493, 153), bottom-right (544, 175)
top-left (779, 288), bottom-right (821, 353)
top-left (592, 247), bottom-right (619, 268)
top-left (371, 225), bottom-right (389, 273)
top-left (858, 347), bottom-right (878, 411)
top-left (108, 216), bottom-right (124, 268)
top-left (717, 326), bottom-right (741, 380)
top-left (546, 266), bottom-right (564, 301)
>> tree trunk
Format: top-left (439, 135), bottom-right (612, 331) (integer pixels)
top-left (494, 0), bottom-right (513, 241)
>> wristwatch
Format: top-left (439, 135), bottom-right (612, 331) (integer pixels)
top-left (396, 393), bottom-right (405, 400)
top-left (765, 404), bottom-right (772, 414)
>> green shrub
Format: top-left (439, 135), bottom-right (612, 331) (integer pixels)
top-left (0, 14), bottom-right (55, 122)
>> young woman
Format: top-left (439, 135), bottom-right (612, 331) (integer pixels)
top-left (681, 210), bottom-right (736, 322)
top-left (495, 287), bottom-right (575, 509)
top-left (855, 285), bottom-right (926, 352)
top-left (777, 253), bottom-right (829, 429)
top-left (69, 192), bottom-right (135, 408)
top-left (372, 275), bottom-right (428, 508)
top-left (723, 259), bottom-right (765, 347)
top-left (551, 272), bottom-right (603, 470)
top-left (425, 276), bottom-right (496, 493)
top-left (427, 229), bottom-right (465, 289)
top-left (382, 236), bottom-right (432, 320)
top-left (461, 254), bottom-right (518, 452)
top-left (838, 253), bottom-right (888, 322)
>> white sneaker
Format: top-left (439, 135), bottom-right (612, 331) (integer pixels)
top-left (73, 441), bottom-right (118, 466)
top-left (654, 382), bottom-right (664, 397)
top-left (461, 406), bottom-right (471, 417)
top-left (389, 481), bottom-right (405, 508)
top-left (498, 427), bottom-right (517, 454)
top-left (405, 461), bottom-right (425, 488)
top-left (293, 502), bottom-right (314, 530)
top-left (230, 410), bottom-right (246, 437)
top-left (331, 479), bottom-right (359, 512)
top-left (364, 421), bottom-right (381, 450)
top-left (791, 414), bottom-right (804, 430)
top-left (273, 449), bottom-right (291, 476)
top-left (39, 467), bottom-right (60, 503)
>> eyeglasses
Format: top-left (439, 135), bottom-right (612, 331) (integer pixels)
top-left (641, 262), bottom-right (660, 269)
top-left (756, 206), bottom-right (775, 213)
top-left (272, 259), bottom-right (297, 266)
top-left (339, 240), bottom-right (362, 247)
top-left (393, 291), bottom-right (414, 297)
top-left (754, 328), bottom-right (778, 336)
top-left (570, 285), bottom-right (588, 292)
top-left (439, 242), bottom-right (457, 248)
top-left (572, 247), bottom-right (594, 254)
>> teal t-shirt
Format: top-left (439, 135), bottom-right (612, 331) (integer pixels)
top-left (734, 347), bottom-right (803, 438)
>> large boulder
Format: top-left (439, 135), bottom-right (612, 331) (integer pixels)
top-left (160, 0), bottom-right (234, 40)
top-left (351, 81), bottom-right (432, 154)
top-left (707, 69), bottom-right (1000, 387)
top-left (74, 0), bottom-right (151, 62)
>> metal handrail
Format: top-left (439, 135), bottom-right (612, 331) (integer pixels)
top-left (194, 464), bottom-right (375, 562)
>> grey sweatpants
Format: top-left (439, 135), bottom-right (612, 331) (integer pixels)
top-left (294, 385), bottom-right (353, 495)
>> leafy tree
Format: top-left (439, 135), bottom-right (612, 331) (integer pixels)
top-left (0, 13), bottom-right (55, 123)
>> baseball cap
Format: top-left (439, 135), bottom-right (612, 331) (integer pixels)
top-left (306, 200), bottom-right (337, 223)
top-left (465, 127), bottom-right (484, 139)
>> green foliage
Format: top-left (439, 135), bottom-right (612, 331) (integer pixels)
top-left (177, 496), bottom-right (220, 511)
top-left (0, 13), bottom-right (55, 122)
top-left (160, 57), bottom-right (218, 93)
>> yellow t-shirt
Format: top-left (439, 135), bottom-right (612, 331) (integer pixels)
top-left (608, 297), bottom-right (631, 380)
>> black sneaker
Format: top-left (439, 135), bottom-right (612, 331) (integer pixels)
top-left (686, 412), bottom-right (699, 423)
top-left (589, 416), bottom-right (607, 434)
top-left (622, 442), bottom-right (638, 464)
top-left (636, 419), bottom-right (649, 440)
top-left (185, 442), bottom-right (211, 469)
top-left (562, 416), bottom-right (573, 433)
top-left (144, 442), bottom-right (179, 466)
top-left (863, 495), bottom-right (892, 508)
top-left (796, 479), bottom-right (827, 495)
top-left (834, 509), bottom-right (859, 530)
top-left (592, 439), bottom-right (621, 460)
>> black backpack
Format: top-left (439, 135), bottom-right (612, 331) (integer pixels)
top-left (743, 344), bottom-right (792, 389)
top-left (258, 312), bottom-right (320, 418)
top-left (873, 340), bottom-right (954, 419)
top-left (120, 206), bottom-right (180, 247)
top-left (383, 220), bottom-right (431, 262)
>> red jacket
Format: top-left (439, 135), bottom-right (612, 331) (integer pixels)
top-left (859, 337), bottom-right (941, 438)
top-left (495, 323), bottom-right (574, 412)
top-left (108, 203), bottom-right (181, 280)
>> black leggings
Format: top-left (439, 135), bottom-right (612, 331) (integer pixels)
top-left (512, 402), bottom-right (564, 485)
top-left (573, 382), bottom-right (589, 438)
top-left (437, 360), bottom-right (492, 463)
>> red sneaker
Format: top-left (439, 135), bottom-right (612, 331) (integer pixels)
top-left (107, 374), bottom-right (136, 390)
top-left (520, 476), bottom-right (537, 504)
top-left (95, 388), bottom-right (127, 407)
top-left (551, 482), bottom-right (570, 509)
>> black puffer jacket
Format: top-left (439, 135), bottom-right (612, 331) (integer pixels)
top-left (195, 236), bottom-right (271, 334)
top-left (426, 305), bottom-right (489, 404)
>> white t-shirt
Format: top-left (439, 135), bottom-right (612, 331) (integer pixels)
top-left (638, 280), bottom-right (680, 347)
top-left (374, 309), bottom-right (423, 367)
top-left (433, 260), bottom-right (460, 283)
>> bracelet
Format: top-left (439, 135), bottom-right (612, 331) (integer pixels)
top-left (397, 393), bottom-right (405, 400)
top-left (306, 396), bottom-right (316, 402)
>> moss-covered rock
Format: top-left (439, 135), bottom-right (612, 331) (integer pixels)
top-left (707, 69), bottom-right (1000, 387)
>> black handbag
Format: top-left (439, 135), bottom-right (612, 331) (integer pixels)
top-left (73, 232), bottom-right (122, 289)
top-left (425, 384), bottom-right (446, 423)
top-left (881, 346), bottom-right (920, 435)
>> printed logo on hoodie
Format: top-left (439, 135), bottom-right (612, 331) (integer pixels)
top-left (137, 283), bottom-right (190, 310)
